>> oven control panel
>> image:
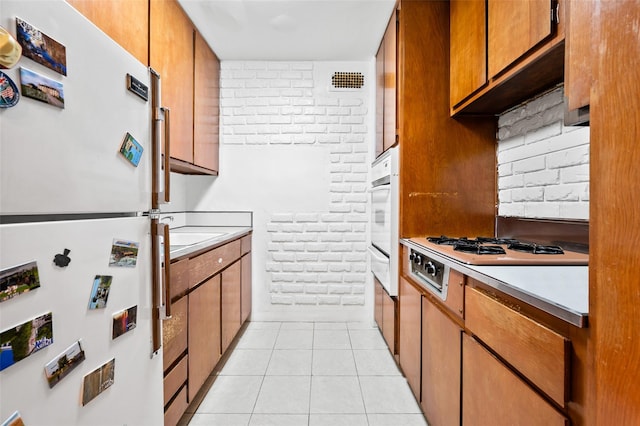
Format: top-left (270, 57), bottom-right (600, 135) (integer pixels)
top-left (409, 249), bottom-right (449, 301)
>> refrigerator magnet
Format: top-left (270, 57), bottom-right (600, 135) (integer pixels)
top-left (87, 275), bottom-right (112, 310)
top-left (109, 239), bottom-right (139, 267)
top-left (44, 340), bottom-right (85, 389)
top-left (112, 305), bottom-right (137, 340)
top-left (126, 73), bottom-right (148, 101)
top-left (0, 260), bottom-right (41, 303)
top-left (0, 312), bottom-right (53, 372)
top-left (1, 411), bottom-right (25, 426)
top-left (0, 71), bottom-right (19, 108)
top-left (15, 17), bottom-right (67, 76)
top-left (81, 358), bottom-right (115, 406)
top-left (118, 133), bottom-right (143, 167)
top-left (53, 248), bottom-right (71, 268)
top-left (19, 67), bottom-right (64, 109)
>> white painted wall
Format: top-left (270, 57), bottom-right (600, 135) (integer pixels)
top-left (185, 61), bottom-right (375, 322)
top-left (497, 85), bottom-right (590, 220)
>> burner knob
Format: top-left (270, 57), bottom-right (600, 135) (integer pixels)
top-left (426, 261), bottom-right (438, 276)
top-left (413, 254), bottom-right (422, 265)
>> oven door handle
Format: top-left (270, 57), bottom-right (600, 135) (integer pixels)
top-left (369, 185), bottom-right (390, 193)
top-left (369, 246), bottom-right (390, 262)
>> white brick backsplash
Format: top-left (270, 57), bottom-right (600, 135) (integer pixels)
top-left (222, 61), bottom-right (368, 309)
top-left (497, 85), bottom-right (589, 220)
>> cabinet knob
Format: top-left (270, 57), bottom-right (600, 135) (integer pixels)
top-left (218, 258), bottom-right (223, 264)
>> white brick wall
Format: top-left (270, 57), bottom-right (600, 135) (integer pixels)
top-left (497, 85), bottom-right (590, 219)
top-left (220, 61), bottom-right (370, 312)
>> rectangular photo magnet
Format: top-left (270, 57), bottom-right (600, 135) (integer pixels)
top-left (88, 275), bottom-right (112, 310)
top-left (81, 358), bottom-right (115, 406)
top-left (0, 312), bottom-right (53, 371)
top-left (109, 239), bottom-right (139, 267)
top-left (44, 340), bottom-right (85, 388)
top-left (0, 260), bottom-right (40, 303)
top-left (112, 305), bottom-right (137, 340)
top-left (118, 133), bottom-right (143, 167)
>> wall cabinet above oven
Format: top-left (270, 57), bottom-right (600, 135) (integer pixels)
top-left (383, 0), bottom-right (496, 238)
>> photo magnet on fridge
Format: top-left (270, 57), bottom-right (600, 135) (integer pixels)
top-left (109, 239), bottom-right (139, 267)
top-left (44, 340), bottom-right (85, 388)
top-left (15, 17), bottom-right (67, 76)
top-left (81, 358), bottom-right (115, 406)
top-left (1, 411), bottom-right (25, 426)
top-left (112, 305), bottom-right (137, 340)
top-left (0, 312), bottom-right (53, 371)
top-left (19, 67), bottom-right (64, 108)
top-left (88, 275), bottom-right (112, 309)
top-left (118, 133), bottom-right (143, 167)
top-left (0, 260), bottom-right (40, 303)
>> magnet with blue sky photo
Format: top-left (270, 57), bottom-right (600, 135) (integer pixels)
top-left (88, 275), bottom-right (112, 310)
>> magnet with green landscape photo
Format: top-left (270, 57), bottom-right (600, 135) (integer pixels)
top-left (0, 260), bottom-right (40, 303)
top-left (0, 312), bottom-right (53, 371)
top-left (44, 339), bottom-right (86, 388)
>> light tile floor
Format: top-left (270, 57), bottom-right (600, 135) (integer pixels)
top-left (188, 321), bottom-right (428, 426)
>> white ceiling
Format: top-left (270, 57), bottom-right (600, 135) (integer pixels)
top-left (178, 0), bottom-right (397, 61)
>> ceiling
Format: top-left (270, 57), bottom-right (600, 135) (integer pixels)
top-left (178, 0), bottom-right (397, 61)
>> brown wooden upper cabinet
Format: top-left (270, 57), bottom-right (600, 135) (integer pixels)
top-left (150, 0), bottom-right (195, 167)
top-left (449, 0), bottom-right (486, 108)
top-left (67, 0), bottom-right (149, 65)
top-left (488, 0), bottom-right (554, 78)
top-left (194, 31), bottom-right (220, 173)
top-left (374, 10), bottom-right (397, 159)
top-left (150, 0), bottom-right (220, 175)
top-left (450, 0), bottom-right (564, 115)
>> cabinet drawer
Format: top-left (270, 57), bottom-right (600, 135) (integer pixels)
top-left (164, 355), bottom-right (188, 406)
top-left (164, 385), bottom-right (188, 426)
top-left (162, 296), bottom-right (188, 372)
top-left (241, 233), bottom-right (252, 256)
top-left (462, 333), bottom-right (567, 426)
top-left (169, 258), bottom-right (189, 300)
top-left (465, 286), bottom-right (569, 405)
top-left (189, 239), bottom-right (241, 288)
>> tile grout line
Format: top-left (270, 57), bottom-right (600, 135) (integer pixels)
top-left (247, 321), bottom-right (282, 426)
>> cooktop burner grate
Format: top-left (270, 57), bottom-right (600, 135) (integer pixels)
top-left (507, 242), bottom-right (565, 255)
top-left (453, 242), bottom-right (506, 255)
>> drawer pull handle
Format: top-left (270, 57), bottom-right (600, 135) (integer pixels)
top-left (218, 258), bottom-right (223, 264)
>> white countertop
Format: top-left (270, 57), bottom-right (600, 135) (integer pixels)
top-left (401, 239), bottom-right (589, 327)
top-left (169, 226), bottom-right (252, 260)
top-left (464, 264), bottom-right (588, 318)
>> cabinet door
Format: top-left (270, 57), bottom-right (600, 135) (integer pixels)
top-left (221, 261), bottom-right (242, 353)
top-left (374, 277), bottom-right (384, 330)
top-left (450, 0), bottom-right (487, 107)
top-left (382, 11), bottom-right (397, 152)
top-left (67, 0), bottom-right (149, 65)
top-left (564, 0), bottom-right (592, 110)
top-left (150, 0), bottom-right (194, 164)
top-left (188, 275), bottom-right (221, 401)
top-left (422, 298), bottom-right (461, 426)
top-left (162, 296), bottom-right (188, 372)
top-left (241, 253), bottom-right (252, 325)
top-left (399, 277), bottom-right (422, 401)
top-left (488, 0), bottom-right (553, 78)
top-left (194, 31), bottom-right (220, 172)
top-left (381, 286), bottom-right (396, 354)
top-left (462, 333), bottom-right (567, 426)
top-left (375, 39), bottom-right (385, 158)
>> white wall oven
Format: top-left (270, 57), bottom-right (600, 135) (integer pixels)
top-left (369, 146), bottom-right (399, 296)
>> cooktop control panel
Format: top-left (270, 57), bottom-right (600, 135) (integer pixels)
top-left (409, 248), bottom-right (449, 301)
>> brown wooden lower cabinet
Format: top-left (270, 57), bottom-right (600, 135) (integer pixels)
top-left (163, 232), bottom-right (251, 426)
top-left (221, 260), bottom-right (242, 354)
top-left (422, 297), bottom-right (461, 426)
top-left (241, 252), bottom-right (252, 325)
top-left (188, 275), bottom-right (221, 401)
top-left (374, 277), bottom-right (396, 354)
top-left (462, 332), bottom-right (568, 425)
top-left (399, 276), bottom-right (422, 401)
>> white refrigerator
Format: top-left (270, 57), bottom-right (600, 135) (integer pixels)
top-left (1, 1), bottom-right (167, 424)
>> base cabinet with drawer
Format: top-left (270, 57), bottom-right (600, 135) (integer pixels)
top-left (163, 232), bottom-right (252, 426)
top-left (374, 277), bottom-right (396, 354)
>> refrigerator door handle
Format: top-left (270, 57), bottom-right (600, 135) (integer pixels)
top-left (160, 222), bottom-right (172, 319)
top-left (150, 68), bottom-right (170, 208)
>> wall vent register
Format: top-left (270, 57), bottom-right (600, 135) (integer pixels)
top-left (331, 71), bottom-right (364, 89)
